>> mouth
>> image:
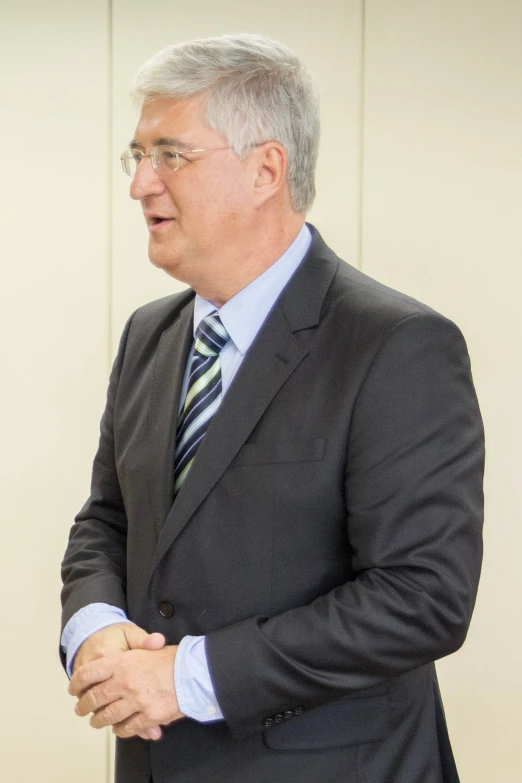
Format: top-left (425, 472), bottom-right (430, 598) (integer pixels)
top-left (145, 215), bottom-right (175, 232)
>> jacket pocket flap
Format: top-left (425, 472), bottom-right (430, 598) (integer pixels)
top-left (263, 694), bottom-right (393, 750)
top-left (234, 438), bottom-right (326, 466)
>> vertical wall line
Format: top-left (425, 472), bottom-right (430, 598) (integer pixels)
top-left (357, 0), bottom-right (366, 271)
top-left (106, 3), bottom-right (114, 779)
top-left (107, 0), bottom-right (114, 376)
top-left (106, 727), bottom-right (113, 783)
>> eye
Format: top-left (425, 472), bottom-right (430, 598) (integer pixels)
top-left (156, 148), bottom-right (182, 170)
top-left (131, 150), bottom-right (143, 163)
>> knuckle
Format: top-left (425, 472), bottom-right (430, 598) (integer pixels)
top-left (115, 723), bottom-right (131, 739)
top-left (102, 706), bottom-right (116, 726)
top-left (90, 713), bottom-right (102, 729)
top-left (123, 675), bottom-right (137, 695)
top-left (78, 665), bottom-right (96, 688)
top-left (143, 707), bottom-right (157, 724)
top-left (135, 714), bottom-right (148, 730)
top-left (122, 716), bottom-right (141, 737)
top-left (76, 669), bottom-right (88, 688)
top-left (75, 699), bottom-right (86, 717)
top-left (86, 690), bottom-right (98, 711)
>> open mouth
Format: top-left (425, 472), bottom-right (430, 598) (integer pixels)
top-left (148, 217), bottom-right (174, 230)
top-left (151, 217), bottom-right (171, 225)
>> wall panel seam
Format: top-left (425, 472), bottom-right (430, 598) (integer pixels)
top-left (357, 0), bottom-right (366, 272)
top-left (107, 0), bottom-right (114, 373)
top-left (106, 2), bottom-right (114, 780)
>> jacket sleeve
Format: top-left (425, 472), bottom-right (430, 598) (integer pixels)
top-left (60, 312), bottom-right (136, 662)
top-left (204, 311), bottom-right (485, 738)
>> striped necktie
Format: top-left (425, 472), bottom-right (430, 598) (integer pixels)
top-left (174, 312), bottom-right (230, 494)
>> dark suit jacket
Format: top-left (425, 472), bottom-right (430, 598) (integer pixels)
top-left (61, 226), bottom-right (484, 783)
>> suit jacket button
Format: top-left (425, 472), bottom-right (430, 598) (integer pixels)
top-left (273, 714), bottom-right (284, 724)
top-left (262, 717), bottom-right (274, 727)
top-left (293, 706), bottom-right (304, 715)
top-left (283, 711), bottom-right (293, 720)
top-left (158, 602), bottom-right (174, 618)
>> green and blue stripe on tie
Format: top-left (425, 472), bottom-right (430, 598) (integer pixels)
top-left (174, 312), bottom-right (230, 494)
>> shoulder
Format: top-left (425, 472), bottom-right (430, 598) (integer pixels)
top-left (303, 224), bottom-right (448, 331)
top-left (330, 257), bottom-right (440, 326)
top-left (301, 227), bottom-right (467, 361)
top-left (129, 288), bottom-right (195, 333)
top-left (113, 288), bottom-right (195, 365)
top-left (330, 260), bottom-right (468, 369)
top-left (312, 239), bottom-right (459, 345)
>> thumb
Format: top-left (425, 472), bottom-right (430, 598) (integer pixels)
top-left (123, 624), bottom-right (150, 649)
top-left (139, 632), bottom-right (166, 651)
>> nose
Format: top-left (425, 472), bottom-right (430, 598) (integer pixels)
top-left (129, 156), bottom-right (166, 201)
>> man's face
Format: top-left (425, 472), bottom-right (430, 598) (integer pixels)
top-left (130, 94), bottom-right (256, 288)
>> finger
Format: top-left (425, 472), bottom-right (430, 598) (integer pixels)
top-left (75, 681), bottom-right (120, 717)
top-left (135, 728), bottom-right (162, 741)
top-left (73, 624), bottom-right (137, 674)
top-left (133, 727), bottom-right (162, 741)
top-left (123, 625), bottom-right (149, 649)
top-left (134, 730), bottom-right (160, 741)
top-left (112, 715), bottom-right (163, 740)
top-left (112, 709), bottom-right (163, 739)
top-left (139, 633), bottom-right (166, 651)
top-left (90, 699), bottom-right (135, 730)
top-left (69, 657), bottom-right (115, 698)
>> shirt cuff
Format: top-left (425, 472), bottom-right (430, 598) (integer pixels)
top-left (175, 635), bottom-right (224, 722)
top-left (60, 603), bottom-right (133, 677)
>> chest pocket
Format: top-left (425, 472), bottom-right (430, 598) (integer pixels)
top-left (233, 438), bottom-right (326, 466)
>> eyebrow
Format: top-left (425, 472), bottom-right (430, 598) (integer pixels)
top-left (129, 136), bottom-right (196, 151)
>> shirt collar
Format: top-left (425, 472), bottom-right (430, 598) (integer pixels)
top-left (193, 223), bottom-right (312, 356)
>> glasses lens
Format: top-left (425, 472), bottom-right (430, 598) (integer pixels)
top-left (121, 150), bottom-right (141, 176)
top-left (154, 147), bottom-right (180, 172)
top-left (120, 147), bottom-right (181, 176)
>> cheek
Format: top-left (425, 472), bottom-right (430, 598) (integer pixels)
top-left (170, 162), bottom-right (252, 229)
top-left (221, 165), bottom-right (252, 203)
top-left (201, 164), bottom-right (252, 215)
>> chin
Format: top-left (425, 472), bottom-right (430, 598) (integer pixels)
top-left (148, 249), bottom-right (168, 270)
top-left (148, 246), bottom-right (189, 284)
top-left (149, 240), bottom-right (175, 269)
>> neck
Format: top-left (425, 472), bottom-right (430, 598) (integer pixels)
top-left (197, 215), bottom-right (306, 307)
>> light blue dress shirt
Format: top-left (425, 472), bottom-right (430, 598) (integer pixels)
top-left (61, 223), bottom-right (313, 722)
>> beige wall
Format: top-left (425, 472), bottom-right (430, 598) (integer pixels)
top-left (362, 3), bottom-right (522, 780)
top-left (0, 1), bottom-right (110, 781)
top-left (1, 1), bottom-right (520, 781)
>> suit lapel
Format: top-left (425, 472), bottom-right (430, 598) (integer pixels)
top-left (149, 305), bottom-right (309, 575)
top-left (148, 298), bottom-right (194, 534)
top-left (149, 226), bottom-right (339, 575)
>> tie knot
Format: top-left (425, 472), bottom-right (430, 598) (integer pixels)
top-left (194, 313), bottom-right (229, 357)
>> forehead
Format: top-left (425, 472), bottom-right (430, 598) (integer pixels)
top-left (133, 94), bottom-right (220, 147)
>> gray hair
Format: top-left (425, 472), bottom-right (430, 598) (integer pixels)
top-left (130, 34), bottom-right (320, 214)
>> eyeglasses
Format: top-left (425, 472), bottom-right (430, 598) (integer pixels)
top-left (120, 145), bottom-right (232, 177)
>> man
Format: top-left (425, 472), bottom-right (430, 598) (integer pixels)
top-left (61, 33), bottom-right (484, 783)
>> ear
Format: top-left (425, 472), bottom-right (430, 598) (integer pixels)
top-left (252, 142), bottom-right (288, 206)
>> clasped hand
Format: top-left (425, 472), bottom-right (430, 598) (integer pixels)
top-left (68, 624), bottom-right (184, 741)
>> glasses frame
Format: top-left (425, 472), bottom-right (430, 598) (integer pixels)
top-left (120, 145), bottom-right (233, 177)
